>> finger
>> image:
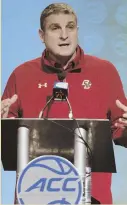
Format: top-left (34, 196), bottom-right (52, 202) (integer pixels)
top-left (2, 107), bottom-right (9, 118)
top-left (1, 95), bottom-right (18, 109)
top-left (1, 99), bottom-right (11, 109)
top-left (10, 94), bottom-right (18, 105)
top-left (1, 104), bottom-right (11, 115)
top-left (119, 118), bottom-right (127, 125)
top-left (123, 113), bottom-right (127, 118)
top-left (1, 95), bottom-right (18, 117)
top-left (114, 122), bottom-right (125, 129)
top-left (116, 100), bottom-right (127, 112)
top-left (1, 107), bottom-right (7, 114)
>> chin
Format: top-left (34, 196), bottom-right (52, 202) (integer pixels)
top-left (59, 53), bottom-right (73, 57)
top-left (58, 50), bottom-right (75, 57)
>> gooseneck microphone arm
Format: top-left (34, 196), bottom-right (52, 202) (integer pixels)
top-left (38, 95), bottom-right (73, 119)
top-left (66, 96), bottom-right (73, 119)
top-left (38, 95), bottom-right (54, 118)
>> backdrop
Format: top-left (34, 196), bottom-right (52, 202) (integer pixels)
top-left (2, 0), bottom-right (127, 204)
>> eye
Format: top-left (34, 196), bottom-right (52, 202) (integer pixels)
top-left (67, 24), bottom-right (76, 30)
top-left (51, 25), bottom-right (60, 30)
top-left (52, 27), bottom-right (58, 30)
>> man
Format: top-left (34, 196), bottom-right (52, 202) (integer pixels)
top-left (1, 3), bottom-right (127, 204)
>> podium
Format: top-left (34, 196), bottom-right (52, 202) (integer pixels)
top-left (1, 118), bottom-right (116, 204)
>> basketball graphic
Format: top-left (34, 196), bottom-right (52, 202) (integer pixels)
top-left (17, 155), bottom-right (83, 204)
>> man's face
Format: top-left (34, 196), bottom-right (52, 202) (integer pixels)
top-left (39, 13), bottom-right (78, 58)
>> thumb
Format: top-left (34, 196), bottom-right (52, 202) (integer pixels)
top-left (116, 99), bottom-right (127, 112)
top-left (10, 94), bottom-right (18, 105)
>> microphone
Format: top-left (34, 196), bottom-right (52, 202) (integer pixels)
top-left (39, 82), bottom-right (68, 118)
top-left (53, 81), bottom-right (73, 119)
top-left (39, 82), bottom-right (73, 119)
top-left (53, 82), bottom-right (68, 101)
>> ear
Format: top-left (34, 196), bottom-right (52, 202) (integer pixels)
top-left (38, 29), bottom-right (45, 43)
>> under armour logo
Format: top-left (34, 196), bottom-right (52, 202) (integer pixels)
top-left (82, 80), bottom-right (92, 89)
top-left (38, 83), bottom-right (47, 88)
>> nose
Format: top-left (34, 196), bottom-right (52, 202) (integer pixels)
top-left (59, 28), bottom-right (68, 40)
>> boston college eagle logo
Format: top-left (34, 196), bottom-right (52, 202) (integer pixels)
top-left (82, 80), bottom-right (92, 89)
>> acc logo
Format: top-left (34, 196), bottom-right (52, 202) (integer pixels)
top-left (16, 155), bottom-right (83, 204)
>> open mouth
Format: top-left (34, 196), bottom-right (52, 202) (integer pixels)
top-left (59, 43), bottom-right (70, 47)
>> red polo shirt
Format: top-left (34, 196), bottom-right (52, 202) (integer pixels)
top-left (2, 46), bottom-right (127, 203)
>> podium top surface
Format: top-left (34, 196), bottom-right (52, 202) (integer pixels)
top-left (2, 118), bottom-right (109, 120)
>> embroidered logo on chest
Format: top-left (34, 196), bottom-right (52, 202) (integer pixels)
top-left (38, 83), bottom-right (47, 88)
top-left (82, 80), bottom-right (92, 89)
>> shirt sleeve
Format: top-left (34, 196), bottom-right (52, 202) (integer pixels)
top-left (108, 62), bottom-right (127, 147)
top-left (2, 72), bottom-right (21, 118)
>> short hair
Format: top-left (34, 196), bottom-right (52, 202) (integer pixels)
top-left (40, 3), bottom-right (77, 30)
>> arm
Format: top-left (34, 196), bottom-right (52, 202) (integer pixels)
top-left (108, 63), bottom-right (127, 147)
top-left (113, 100), bottom-right (127, 147)
top-left (2, 72), bottom-right (21, 118)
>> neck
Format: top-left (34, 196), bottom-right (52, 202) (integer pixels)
top-left (47, 51), bottom-right (76, 69)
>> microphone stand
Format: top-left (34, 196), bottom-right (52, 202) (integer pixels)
top-left (38, 93), bottom-right (73, 119)
top-left (38, 95), bottom-right (54, 118)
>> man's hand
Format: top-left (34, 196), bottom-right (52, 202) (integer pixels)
top-left (115, 99), bottom-right (127, 128)
top-left (1, 94), bottom-right (18, 118)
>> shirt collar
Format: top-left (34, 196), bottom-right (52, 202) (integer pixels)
top-left (41, 45), bottom-right (85, 74)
